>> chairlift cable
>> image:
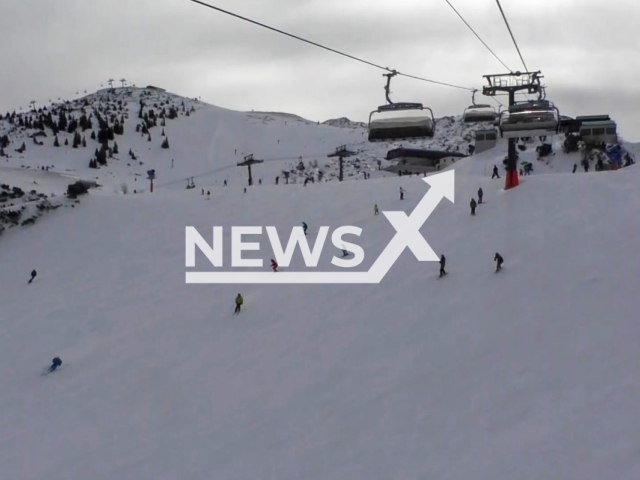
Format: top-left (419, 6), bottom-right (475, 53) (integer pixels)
top-left (495, 0), bottom-right (529, 72)
top-left (443, 0), bottom-right (512, 73)
top-left (188, 0), bottom-right (474, 91)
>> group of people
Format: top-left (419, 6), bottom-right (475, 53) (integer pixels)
top-left (438, 253), bottom-right (504, 278)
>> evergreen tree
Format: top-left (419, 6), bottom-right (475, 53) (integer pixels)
top-left (82, 136), bottom-right (87, 148)
top-left (113, 142), bottom-right (119, 154)
top-left (54, 135), bottom-right (60, 147)
top-left (161, 137), bottom-right (169, 149)
top-left (91, 130), bottom-right (96, 140)
top-left (64, 138), bottom-right (69, 146)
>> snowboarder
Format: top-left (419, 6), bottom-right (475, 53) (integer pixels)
top-left (302, 221), bottom-right (308, 236)
top-left (399, 187), bottom-right (405, 200)
top-left (492, 165), bottom-right (500, 179)
top-left (477, 187), bottom-right (483, 204)
top-left (271, 259), bottom-right (278, 272)
top-left (28, 269), bottom-right (37, 284)
top-left (494, 252), bottom-right (504, 272)
top-left (374, 204), bottom-right (379, 216)
top-left (439, 254), bottom-right (447, 277)
top-left (234, 294), bottom-right (243, 314)
top-left (470, 198), bottom-right (477, 215)
top-left (47, 357), bottom-right (62, 373)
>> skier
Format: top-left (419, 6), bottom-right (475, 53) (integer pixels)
top-left (302, 221), bottom-right (308, 236)
top-left (399, 187), bottom-right (405, 200)
top-left (374, 204), bottom-right (379, 216)
top-left (470, 198), bottom-right (477, 215)
top-left (439, 254), bottom-right (447, 277)
top-left (477, 187), bottom-right (483, 204)
top-left (492, 165), bottom-right (500, 179)
top-left (271, 259), bottom-right (278, 272)
top-left (224, 180), bottom-right (227, 187)
top-left (201, 189), bottom-right (204, 195)
top-left (494, 252), bottom-right (504, 272)
top-left (47, 357), bottom-right (62, 373)
top-left (171, 159), bottom-right (174, 169)
top-left (207, 190), bottom-right (210, 198)
top-left (234, 294), bottom-right (243, 314)
top-left (572, 163), bottom-right (577, 173)
top-left (28, 269), bottom-right (37, 284)
top-left (341, 245), bottom-right (349, 257)
top-left (243, 187), bottom-right (247, 194)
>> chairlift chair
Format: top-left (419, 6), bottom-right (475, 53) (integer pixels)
top-left (463, 90), bottom-right (497, 123)
top-left (368, 71), bottom-right (436, 142)
top-left (498, 99), bottom-right (560, 139)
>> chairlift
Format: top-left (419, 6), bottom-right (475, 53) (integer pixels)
top-left (498, 90), bottom-right (560, 139)
top-left (463, 90), bottom-right (497, 123)
top-left (368, 71), bottom-right (435, 142)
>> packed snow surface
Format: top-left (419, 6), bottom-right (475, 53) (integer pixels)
top-left (1, 88), bottom-right (640, 479)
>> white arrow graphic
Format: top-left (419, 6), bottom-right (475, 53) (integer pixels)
top-left (186, 170), bottom-right (455, 284)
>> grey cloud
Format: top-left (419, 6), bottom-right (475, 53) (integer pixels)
top-left (0, 0), bottom-right (637, 140)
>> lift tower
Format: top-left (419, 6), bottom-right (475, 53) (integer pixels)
top-left (328, 145), bottom-right (356, 182)
top-left (237, 154), bottom-right (264, 186)
top-left (482, 71), bottom-right (542, 189)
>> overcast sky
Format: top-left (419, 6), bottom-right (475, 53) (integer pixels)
top-left (1, 0), bottom-right (638, 140)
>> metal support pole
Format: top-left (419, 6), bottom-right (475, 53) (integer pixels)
top-left (506, 90), bottom-right (519, 189)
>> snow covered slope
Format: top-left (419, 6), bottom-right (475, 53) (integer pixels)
top-left (1, 144), bottom-right (640, 479)
top-left (0, 87), bottom-right (491, 198)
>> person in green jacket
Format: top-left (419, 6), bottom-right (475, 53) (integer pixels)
top-left (234, 294), bottom-right (243, 314)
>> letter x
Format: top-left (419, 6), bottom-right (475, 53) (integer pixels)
top-left (383, 211), bottom-right (438, 261)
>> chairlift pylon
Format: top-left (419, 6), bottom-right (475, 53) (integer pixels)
top-left (368, 71), bottom-right (435, 142)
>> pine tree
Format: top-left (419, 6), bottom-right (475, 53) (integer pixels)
top-left (113, 142), bottom-right (119, 154)
top-left (161, 137), bottom-right (169, 149)
top-left (147, 133), bottom-right (152, 142)
top-left (161, 128), bottom-right (165, 136)
top-left (54, 135), bottom-right (60, 147)
top-left (82, 136), bottom-right (87, 148)
top-left (64, 138), bottom-right (69, 146)
top-left (91, 130), bottom-right (96, 140)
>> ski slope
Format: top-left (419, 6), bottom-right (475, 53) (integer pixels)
top-left (1, 134), bottom-right (640, 479)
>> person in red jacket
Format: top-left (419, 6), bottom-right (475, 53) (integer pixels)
top-left (271, 259), bottom-right (278, 272)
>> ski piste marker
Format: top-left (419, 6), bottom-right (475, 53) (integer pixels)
top-left (187, 170), bottom-right (455, 284)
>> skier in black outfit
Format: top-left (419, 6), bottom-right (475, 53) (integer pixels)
top-left (477, 187), bottom-right (483, 204)
top-left (28, 269), bottom-right (37, 284)
top-left (492, 165), bottom-right (500, 179)
top-left (470, 198), bottom-right (477, 215)
top-left (47, 357), bottom-right (62, 373)
top-left (494, 253), bottom-right (504, 272)
top-left (302, 222), bottom-right (308, 236)
top-left (439, 255), bottom-right (447, 277)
